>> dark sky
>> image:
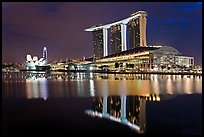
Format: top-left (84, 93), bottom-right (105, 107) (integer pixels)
top-left (2, 2), bottom-right (202, 65)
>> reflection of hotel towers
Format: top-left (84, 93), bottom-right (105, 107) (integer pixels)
top-left (85, 11), bottom-right (147, 57)
top-left (91, 95), bottom-right (159, 133)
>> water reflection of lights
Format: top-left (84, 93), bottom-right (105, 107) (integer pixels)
top-left (76, 72), bottom-right (86, 80)
top-left (86, 95), bottom-right (150, 134)
top-left (90, 72), bottom-right (93, 79)
top-left (3, 72), bottom-right (202, 99)
top-left (166, 75), bottom-right (173, 94)
top-left (151, 75), bottom-right (160, 94)
top-left (26, 77), bottom-right (48, 100)
top-left (146, 94), bottom-right (160, 101)
top-left (119, 81), bottom-right (127, 95)
top-left (76, 74), bottom-right (85, 96)
top-left (183, 78), bottom-right (193, 94)
top-left (175, 76), bottom-right (182, 94)
top-left (195, 76), bottom-right (202, 93)
top-left (89, 80), bottom-right (95, 97)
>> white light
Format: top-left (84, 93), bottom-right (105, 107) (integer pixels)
top-left (26, 54), bottom-right (32, 61)
top-left (33, 56), bottom-right (38, 61)
top-left (85, 110), bottom-right (141, 133)
top-left (89, 80), bottom-right (95, 97)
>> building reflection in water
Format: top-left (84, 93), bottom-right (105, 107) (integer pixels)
top-left (89, 72), bottom-right (95, 97)
top-left (2, 72), bottom-right (202, 99)
top-left (85, 94), bottom-right (160, 134)
top-left (26, 73), bottom-right (48, 100)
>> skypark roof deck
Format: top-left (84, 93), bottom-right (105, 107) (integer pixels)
top-left (85, 11), bottom-right (147, 31)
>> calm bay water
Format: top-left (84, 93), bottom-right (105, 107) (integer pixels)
top-left (2, 72), bottom-right (202, 135)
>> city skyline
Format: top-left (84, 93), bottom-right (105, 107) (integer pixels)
top-left (2, 2), bottom-right (202, 64)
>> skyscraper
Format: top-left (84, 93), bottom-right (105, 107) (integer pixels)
top-left (128, 11), bottom-right (147, 49)
top-left (85, 11), bottom-right (148, 57)
top-left (110, 25), bottom-right (121, 54)
top-left (92, 30), bottom-right (104, 58)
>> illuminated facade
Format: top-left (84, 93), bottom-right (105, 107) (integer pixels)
top-left (128, 11), bottom-right (147, 49)
top-left (93, 29), bottom-right (104, 58)
top-left (85, 11), bottom-right (148, 57)
top-left (84, 11), bottom-right (195, 72)
top-left (91, 46), bottom-right (194, 72)
top-left (110, 25), bottom-right (121, 54)
top-left (149, 46), bottom-right (194, 71)
top-left (43, 47), bottom-right (47, 64)
top-left (25, 47), bottom-right (49, 70)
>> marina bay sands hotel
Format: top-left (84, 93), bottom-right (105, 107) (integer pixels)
top-left (85, 11), bottom-right (147, 57)
top-left (84, 11), bottom-right (194, 72)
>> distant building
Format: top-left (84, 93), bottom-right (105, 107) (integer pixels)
top-left (148, 46), bottom-right (194, 71)
top-left (25, 47), bottom-right (49, 70)
top-left (50, 63), bottom-right (67, 71)
top-left (92, 45), bottom-right (194, 72)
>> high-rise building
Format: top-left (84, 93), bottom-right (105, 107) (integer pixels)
top-left (92, 30), bottom-right (104, 58)
top-left (128, 11), bottom-right (147, 49)
top-left (110, 25), bottom-right (121, 54)
top-left (128, 18), bottom-right (140, 49)
top-left (85, 11), bottom-right (148, 57)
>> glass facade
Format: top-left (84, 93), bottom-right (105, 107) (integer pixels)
top-left (92, 30), bottom-right (104, 58)
top-left (110, 25), bottom-right (121, 54)
top-left (128, 18), bottom-right (140, 49)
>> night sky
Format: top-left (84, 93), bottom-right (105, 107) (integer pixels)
top-left (2, 2), bottom-right (202, 65)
